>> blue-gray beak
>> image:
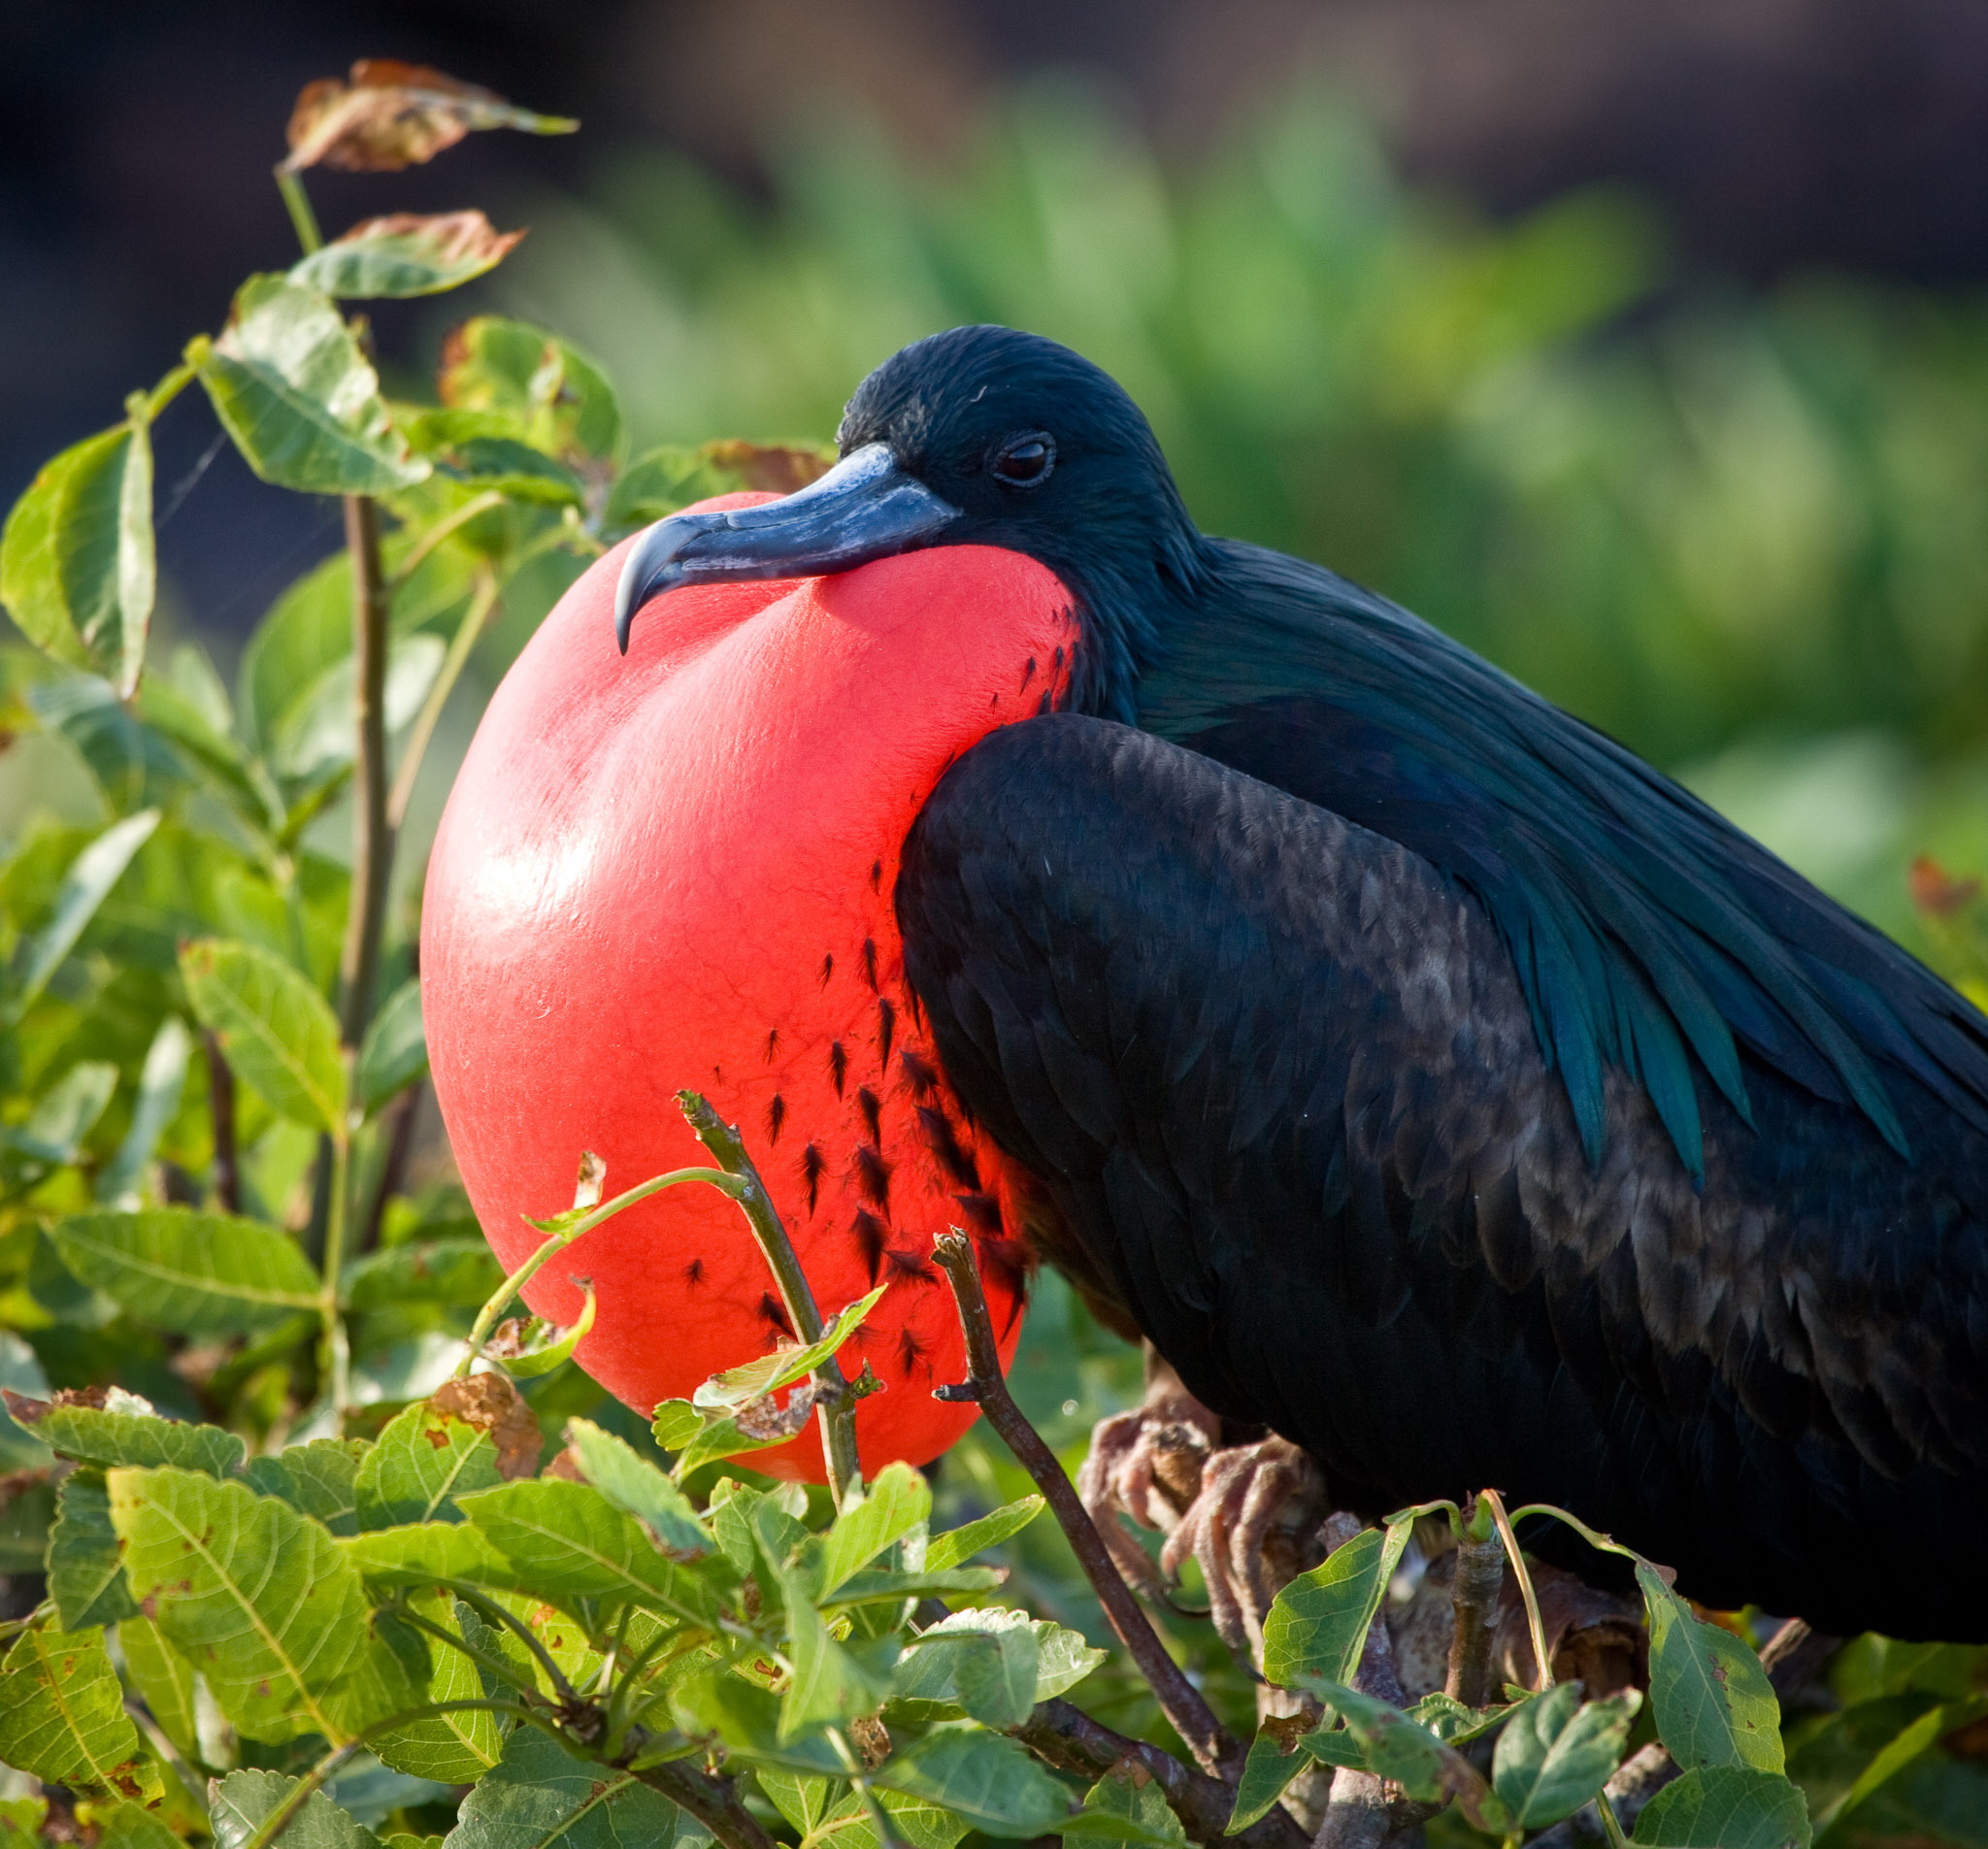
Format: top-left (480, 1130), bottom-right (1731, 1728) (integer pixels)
top-left (613, 443), bottom-right (963, 652)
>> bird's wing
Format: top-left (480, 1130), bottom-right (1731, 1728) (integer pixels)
top-left (1134, 543), bottom-right (1988, 1183)
top-left (896, 712), bottom-right (1988, 1634)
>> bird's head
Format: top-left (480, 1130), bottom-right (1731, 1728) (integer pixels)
top-left (614, 326), bottom-right (1207, 717)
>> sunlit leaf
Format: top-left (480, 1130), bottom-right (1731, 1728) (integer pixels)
top-left (117, 1615), bottom-right (200, 1768)
top-left (1631, 1766), bottom-right (1810, 1846)
top-left (0, 1624), bottom-right (149, 1801)
top-left (241, 1437), bottom-right (369, 1534)
top-left (1638, 1564), bottom-right (1784, 1773)
top-left (446, 1724), bottom-right (710, 1849)
top-left (181, 937), bottom-right (347, 1136)
top-left (284, 61), bottom-right (576, 173)
top-left (695, 1285), bottom-right (885, 1411)
top-left (811, 1459), bottom-right (928, 1596)
top-left (2, 1060), bottom-right (116, 1163)
top-left (50, 1207), bottom-right (321, 1336)
top-left (5, 809), bottom-right (159, 1018)
top-left (365, 1590), bottom-right (505, 1785)
top-left (355, 1397), bottom-right (503, 1527)
top-left (293, 211), bottom-right (525, 299)
top-left (1261, 1519), bottom-right (1411, 1689)
top-left (923, 1495), bottom-right (1044, 1572)
top-left (343, 1236), bottom-right (502, 1310)
top-left (338, 1518), bottom-right (525, 1591)
top-left (209, 1768), bottom-right (382, 1849)
top-left (48, 1472), bottom-right (137, 1629)
top-left (876, 1729), bottom-right (1074, 1838)
top-left (439, 315), bottom-right (621, 463)
top-left (109, 1465), bottom-right (366, 1743)
top-left (0, 410), bottom-right (154, 692)
top-left (561, 1415), bottom-right (710, 1558)
top-left (189, 276), bottom-right (427, 496)
top-left (486, 1283), bottom-right (595, 1377)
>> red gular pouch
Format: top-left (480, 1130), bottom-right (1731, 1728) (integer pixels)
top-left (422, 493), bottom-right (1076, 1478)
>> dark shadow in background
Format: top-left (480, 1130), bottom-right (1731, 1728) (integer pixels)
top-left (6, 0), bottom-right (1986, 644)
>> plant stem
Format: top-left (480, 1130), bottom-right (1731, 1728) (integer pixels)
top-left (320, 1121), bottom-right (350, 1413)
top-left (1016, 1699), bottom-right (1309, 1849)
top-left (1481, 1489), bottom-right (1553, 1690)
top-left (275, 166), bottom-right (323, 255)
top-left (361, 1078), bottom-right (421, 1252)
top-left (203, 1029), bottom-right (239, 1213)
top-left (387, 570), bottom-right (498, 831)
top-left (1445, 1495), bottom-right (1507, 1708)
top-left (678, 1090), bottom-right (863, 1511)
top-left (386, 489), bottom-right (506, 590)
top-left (630, 1757), bottom-right (777, 1849)
top-left (338, 493), bottom-right (392, 1050)
top-left (454, 1163), bottom-right (738, 1376)
top-left (929, 1231), bottom-right (1243, 1784)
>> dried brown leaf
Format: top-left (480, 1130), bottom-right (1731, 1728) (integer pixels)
top-left (283, 59), bottom-right (576, 174)
top-left (702, 440), bottom-right (836, 495)
top-left (430, 1370), bottom-right (542, 1480)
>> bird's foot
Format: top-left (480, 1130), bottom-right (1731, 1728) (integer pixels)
top-left (1078, 1358), bottom-right (1330, 1668)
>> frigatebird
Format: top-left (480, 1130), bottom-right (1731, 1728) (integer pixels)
top-left (436, 325), bottom-right (1988, 1644)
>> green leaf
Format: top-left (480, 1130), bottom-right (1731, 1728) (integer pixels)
top-left (50, 1206), bottom-right (322, 1335)
top-left (189, 276), bottom-right (427, 495)
top-left (1306, 1681), bottom-right (1506, 1832)
top-left (365, 1589), bottom-right (504, 1784)
top-left (1408, 1689), bottom-right (1532, 1745)
top-left (49, 1472), bottom-right (138, 1629)
top-left (242, 1437), bottom-right (369, 1534)
top-left (6, 1385), bottom-right (248, 1474)
top-left (1492, 1680), bottom-right (1641, 1829)
top-left (357, 976), bottom-right (428, 1111)
top-left (181, 937), bottom-right (347, 1136)
top-left (0, 1624), bottom-right (148, 1800)
top-left (652, 1399), bottom-right (702, 1452)
top-left (813, 1460), bottom-right (930, 1596)
top-left (209, 1768), bottom-right (383, 1849)
top-left (457, 1478), bottom-right (729, 1626)
top-left (117, 1615), bottom-right (200, 1766)
top-left (1633, 1766), bottom-right (1811, 1846)
top-left (0, 1799), bottom-right (46, 1840)
top-left (5, 809), bottom-right (159, 1017)
top-left (344, 1236), bottom-right (503, 1311)
top-left (890, 1606), bottom-right (1104, 1718)
top-left (446, 1724), bottom-right (712, 1849)
top-left (561, 1416), bottom-right (710, 1557)
top-left (0, 412), bottom-right (154, 692)
top-left (826, 1566), bottom-right (1005, 1607)
top-left (672, 1668), bottom-right (847, 1775)
top-left (355, 1398), bottom-right (503, 1527)
top-left (924, 1495), bottom-right (1044, 1572)
top-left (272, 630), bottom-right (447, 780)
top-left (292, 210), bottom-right (524, 299)
top-left (1083, 1762), bottom-right (1189, 1846)
top-left (94, 1802), bottom-right (183, 1849)
top-left (877, 1729), bottom-right (1075, 1837)
top-left (3, 1060), bottom-right (117, 1163)
top-left (1261, 1519), bottom-right (1410, 1689)
top-left (491, 1283), bottom-right (596, 1377)
top-left (1227, 1731), bottom-right (1310, 1835)
top-left (437, 436), bottom-right (585, 507)
top-left (438, 316), bottom-right (622, 463)
top-left (109, 1465), bottom-right (368, 1742)
top-left (96, 1014), bottom-right (192, 1205)
top-left (1639, 1564), bottom-right (1784, 1772)
top-left (695, 1285), bottom-right (885, 1411)
top-left (339, 1518), bottom-right (525, 1590)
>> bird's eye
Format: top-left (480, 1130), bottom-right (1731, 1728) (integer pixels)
top-left (992, 434), bottom-right (1054, 486)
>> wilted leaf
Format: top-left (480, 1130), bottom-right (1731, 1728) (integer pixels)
top-left (0, 1624), bottom-right (148, 1800)
top-left (1632, 1766), bottom-right (1810, 1846)
top-left (209, 1767), bottom-right (383, 1849)
top-left (1492, 1679), bottom-right (1641, 1829)
top-left (696, 1285), bottom-right (885, 1412)
top-left (5, 809), bottom-right (159, 1018)
top-left (1262, 1521), bottom-right (1410, 1689)
top-left (293, 210), bottom-right (525, 299)
top-left (355, 1397), bottom-right (502, 1526)
top-left (109, 1465), bottom-right (367, 1742)
top-left (0, 410), bottom-right (154, 692)
top-left (189, 276), bottom-right (426, 496)
top-left (430, 1370), bottom-right (544, 1479)
top-left (284, 61), bottom-right (576, 173)
top-left (485, 1282), bottom-right (595, 1377)
top-left (877, 1729), bottom-right (1074, 1837)
top-left (923, 1494), bottom-right (1044, 1572)
top-left (181, 937), bottom-right (347, 1136)
top-left (50, 1207), bottom-right (321, 1336)
top-left (1639, 1564), bottom-right (1784, 1773)
top-left (561, 1415), bottom-right (709, 1557)
top-left (48, 1472), bottom-right (137, 1629)
top-left (446, 1724), bottom-right (709, 1849)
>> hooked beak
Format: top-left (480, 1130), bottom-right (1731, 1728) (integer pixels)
top-left (613, 443), bottom-right (963, 652)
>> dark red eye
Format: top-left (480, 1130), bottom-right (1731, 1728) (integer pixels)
top-left (992, 434), bottom-right (1054, 485)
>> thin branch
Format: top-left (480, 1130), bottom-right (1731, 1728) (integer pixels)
top-left (337, 492), bottom-right (392, 1049)
top-left (1444, 1496), bottom-right (1507, 1708)
top-left (628, 1755), bottom-right (778, 1849)
top-left (386, 489), bottom-right (505, 591)
top-left (450, 1583), bottom-right (581, 1705)
top-left (930, 1231), bottom-right (1244, 1785)
top-left (1016, 1700), bottom-right (1306, 1849)
top-left (319, 1126), bottom-right (351, 1414)
top-left (360, 1077), bottom-right (422, 1254)
top-left (203, 1028), bottom-right (239, 1213)
top-left (679, 1090), bottom-right (863, 1510)
top-left (1482, 1487), bottom-right (1553, 1691)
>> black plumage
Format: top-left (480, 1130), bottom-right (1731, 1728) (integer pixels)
top-left (623, 323), bottom-right (1988, 1639)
